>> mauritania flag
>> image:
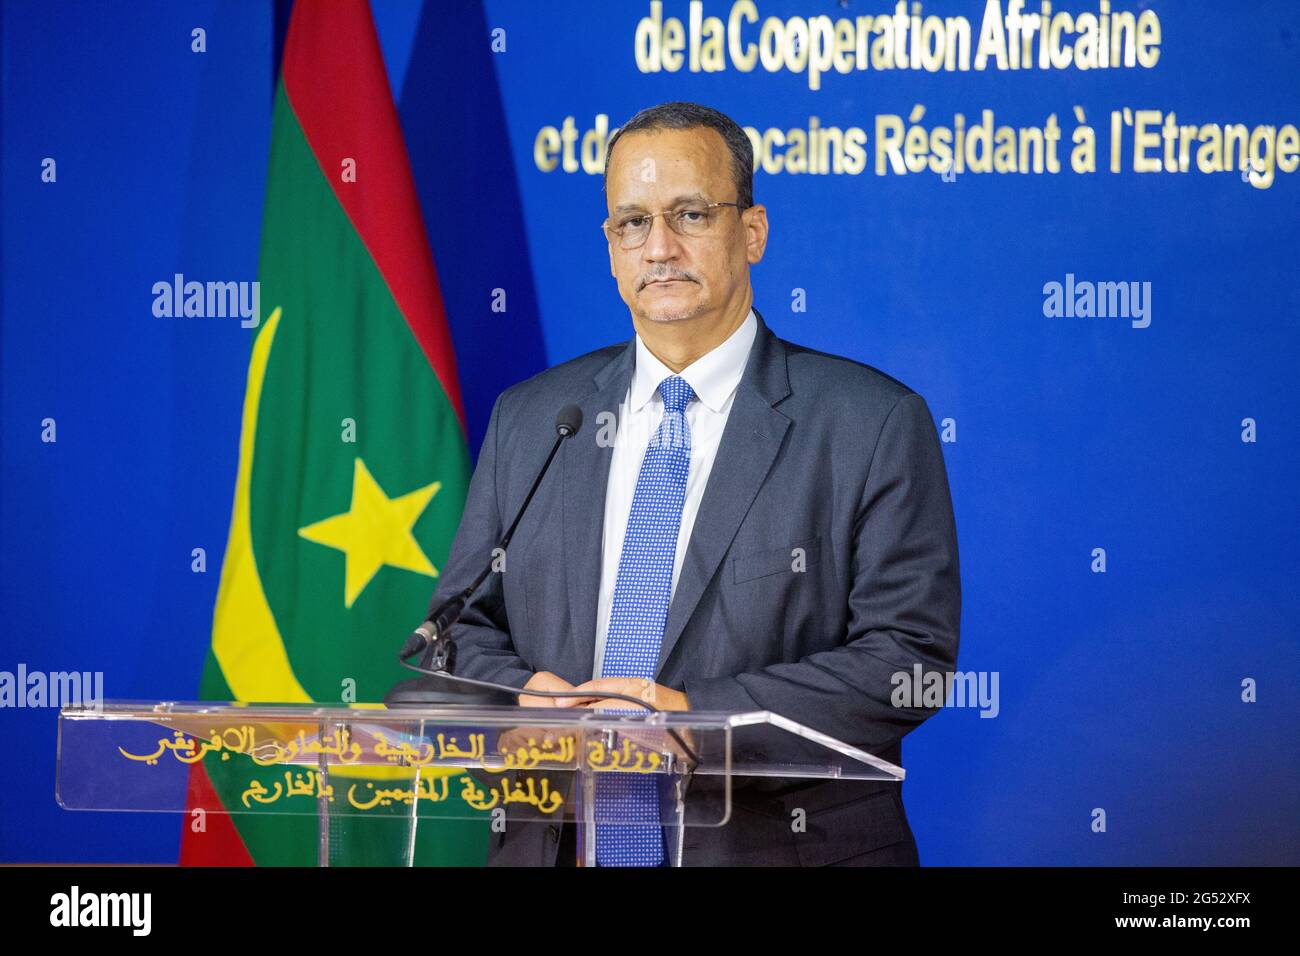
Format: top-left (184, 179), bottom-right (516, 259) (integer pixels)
top-left (179, 0), bottom-right (485, 866)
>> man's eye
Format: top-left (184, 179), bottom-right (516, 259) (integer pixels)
top-left (621, 216), bottom-right (649, 230)
top-left (678, 210), bottom-right (706, 222)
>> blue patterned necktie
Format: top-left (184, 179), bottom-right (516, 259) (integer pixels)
top-left (594, 374), bottom-right (695, 866)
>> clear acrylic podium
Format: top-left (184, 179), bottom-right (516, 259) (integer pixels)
top-left (57, 701), bottom-right (904, 866)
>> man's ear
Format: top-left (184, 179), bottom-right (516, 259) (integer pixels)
top-left (608, 242), bottom-right (616, 278)
top-left (744, 204), bottom-right (769, 265)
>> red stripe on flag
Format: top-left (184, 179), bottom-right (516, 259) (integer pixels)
top-left (179, 764), bottom-right (256, 867)
top-left (280, 0), bottom-right (466, 428)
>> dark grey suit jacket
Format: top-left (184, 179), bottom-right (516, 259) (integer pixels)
top-left (428, 307), bottom-right (961, 865)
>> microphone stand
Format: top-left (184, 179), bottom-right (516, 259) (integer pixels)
top-left (383, 408), bottom-right (580, 707)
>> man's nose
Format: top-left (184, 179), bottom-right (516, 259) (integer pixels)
top-left (640, 212), bottom-right (684, 261)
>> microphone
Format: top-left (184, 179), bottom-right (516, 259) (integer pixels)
top-left (396, 404), bottom-right (583, 665)
top-left (555, 403), bottom-right (582, 438)
top-left (386, 395), bottom-right (706, 769)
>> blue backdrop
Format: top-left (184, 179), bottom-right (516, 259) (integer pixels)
top-left (2, 0), bottom-right (1297, 865)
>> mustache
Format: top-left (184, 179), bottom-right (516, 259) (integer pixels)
top-left (638, 271), bottom-right (697, 291)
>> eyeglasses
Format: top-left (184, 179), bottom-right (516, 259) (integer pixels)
top-left (602, 200), bottom-right (747, 250)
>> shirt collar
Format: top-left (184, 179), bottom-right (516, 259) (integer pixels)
top-left (629, 308), bottom-right (757, 414)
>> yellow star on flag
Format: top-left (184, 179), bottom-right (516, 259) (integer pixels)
top-left (298, 457), bottom-right (441, 608)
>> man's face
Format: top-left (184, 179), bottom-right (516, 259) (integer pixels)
top-left (604, 126), bottom-right (765, 327)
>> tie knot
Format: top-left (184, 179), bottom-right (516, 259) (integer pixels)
top-left (658, 375), bottom-right (695, 415)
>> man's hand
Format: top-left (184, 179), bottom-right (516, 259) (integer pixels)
top-left (517, 670), bottom-right (589, 708)
top-left (558, 677), bottom-right (690, 712)
top-left (496, 671), bottom-right (587, 760)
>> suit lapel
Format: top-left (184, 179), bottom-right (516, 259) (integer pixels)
top-left (656, 309), bottom-right (791, 676)
top-left (561, 310), bottom-right (792, 682)
top-left (562, 339), bottom-right (634, 681)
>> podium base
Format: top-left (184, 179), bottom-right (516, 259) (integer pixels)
top-left (383, 674), bottom-right (516, 708)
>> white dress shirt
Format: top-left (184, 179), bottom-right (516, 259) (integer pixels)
top-left (592, 308), bottom-right (758, 678)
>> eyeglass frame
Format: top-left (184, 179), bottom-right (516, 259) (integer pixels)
top-left (601, 199), bottom-right (750, 249)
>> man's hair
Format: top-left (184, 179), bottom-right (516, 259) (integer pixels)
top-left (603, 101), bottom-right (754, 209)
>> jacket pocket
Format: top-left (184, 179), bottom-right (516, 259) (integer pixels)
top-left (731, 537), bottom-right (821, 584)
top-left (786, 787), bottom-right (911, 866)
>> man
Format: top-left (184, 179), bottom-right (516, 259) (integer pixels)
top-left (425, 101), bottom-right (960, 866)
